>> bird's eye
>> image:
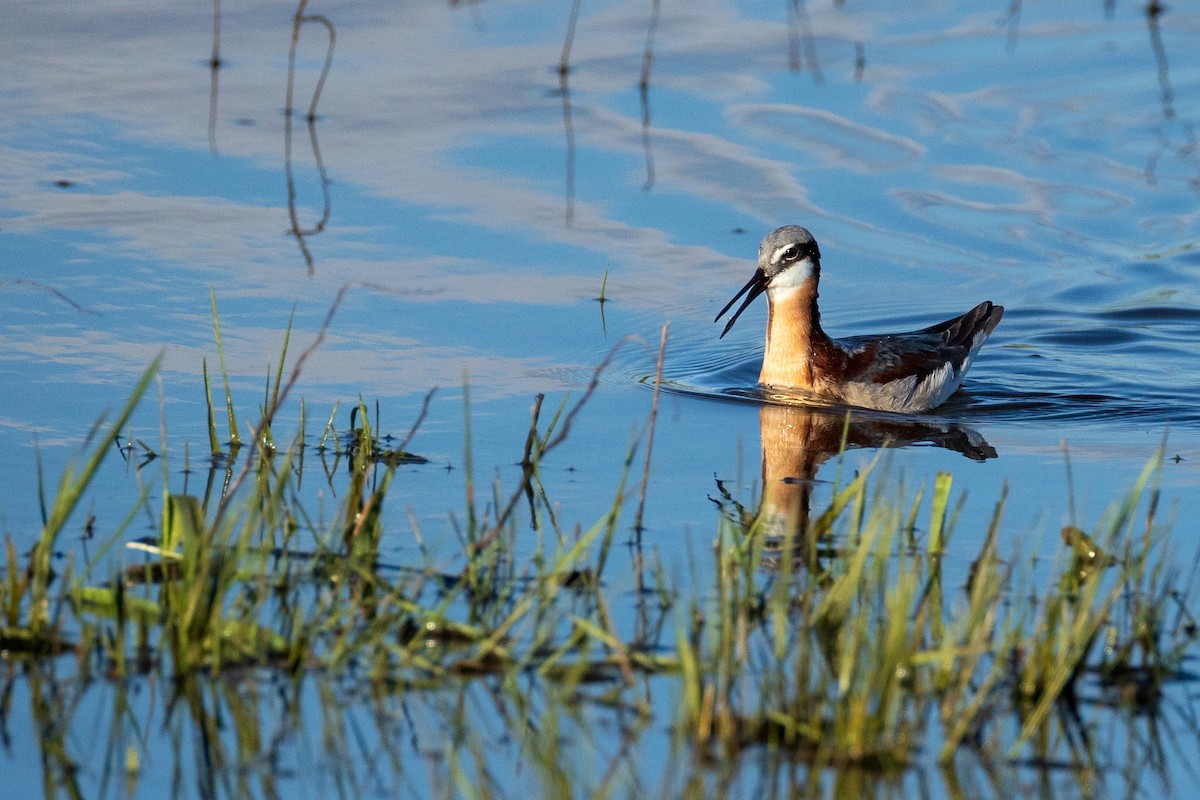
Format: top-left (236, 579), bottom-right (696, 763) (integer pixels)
top-left (782, 245), bottom-right (800, 261)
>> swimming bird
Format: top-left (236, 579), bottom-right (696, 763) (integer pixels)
top-left (715, 225), bottom-right (1003, 413)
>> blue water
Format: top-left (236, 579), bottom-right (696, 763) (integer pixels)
top-left (2, 0), bottom-right (1199, 797)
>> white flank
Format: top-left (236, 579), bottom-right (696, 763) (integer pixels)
top-left (839, 362), bottom-right (961, 413)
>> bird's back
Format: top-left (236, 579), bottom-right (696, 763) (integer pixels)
top-left (831, 302), bottom-right (1004, 412)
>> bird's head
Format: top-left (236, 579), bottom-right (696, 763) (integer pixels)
top-left (715, 225), bottom-right (821, 338)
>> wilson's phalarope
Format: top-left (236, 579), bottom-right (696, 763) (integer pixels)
top-left (715, 225), bottom-right (1003, 413)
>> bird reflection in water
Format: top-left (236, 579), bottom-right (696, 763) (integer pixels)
top-left (717, 401), bottom-right (995, 569)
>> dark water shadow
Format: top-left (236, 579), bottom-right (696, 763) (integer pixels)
top-left (638, 0), bottom-right (661, 192)
top-left (285, 1), bottom-right (336, 274)
top-left (787, 0), bottom-right (823, 81)
top-left (557, 0), bottom-right (663, 212)
top-left (1143, 0), bottom-right (1200, 197)
top-left (556, 0), bottom-right (582, 227)
top-left (208, 0), bottom-right (222, 155)
top-left (0, 278), bottom-right (98, 315)
top-left (205, 0), bottom-right (334, 271)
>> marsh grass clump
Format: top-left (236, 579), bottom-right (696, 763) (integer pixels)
top-left (683, 468), bottom-right (933, 768)
top-left (0, 302), bottom-right (658, 693)
top-left (0, 357), bottom-right (161, 659)
top-left (1, 308), bottom-right (1197, 798)
top-left (693, 452), bottom-right (1197, 772)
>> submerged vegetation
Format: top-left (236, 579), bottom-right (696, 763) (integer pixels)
top-left (1, 313), bottom-right (1198, 799)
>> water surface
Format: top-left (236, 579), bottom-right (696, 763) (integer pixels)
top-left (2, 0), bottom-right (1199, 796)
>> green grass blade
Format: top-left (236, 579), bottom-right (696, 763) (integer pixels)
top-left (210, 289), bottom-right (240, 449)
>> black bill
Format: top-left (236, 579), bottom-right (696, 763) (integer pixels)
top-left (715, 269), bottom-right (768, 339)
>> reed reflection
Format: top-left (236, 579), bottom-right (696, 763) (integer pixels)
top-left (285, 0), bottom-right (336, 274)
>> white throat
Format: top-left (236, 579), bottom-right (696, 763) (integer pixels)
top-left (767, 257), bottom-right (815, 298)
